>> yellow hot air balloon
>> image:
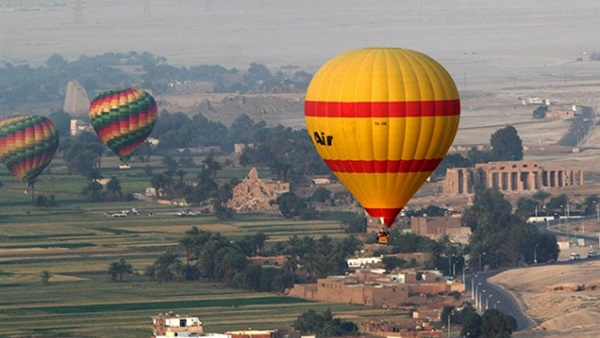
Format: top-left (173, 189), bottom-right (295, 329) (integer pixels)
top-left (304, 48), bottom-right (460, 240)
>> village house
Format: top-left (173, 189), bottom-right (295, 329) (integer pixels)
top-left (347, 252), bottom-right (432, 270)
top-left (412, 304), bottom-right (445, 322)
top-left (347, 256), bottom-right (383, 269)
top-left (287, 269), bottom-right (465, 308)
top-left (311, 177), bottom-right (332, 185)
top-left (225, 331), bottom-right (276, 338)
top-left (152, 313), bottom-right (204, 338)
top-left (151, 313), bottom-right (276, 338)
top-left (360, 320), bottom-right (443, 338)
top-left (410, 215), bottom-right (471, 245)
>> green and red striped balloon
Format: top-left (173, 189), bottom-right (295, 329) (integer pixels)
top-left (0, 115), bottom-right (59, 184)
top-left (89, 88), bottom-right (158, 164)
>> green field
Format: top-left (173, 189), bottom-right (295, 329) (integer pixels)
top-left (0, 157), bottom-right (407, 337)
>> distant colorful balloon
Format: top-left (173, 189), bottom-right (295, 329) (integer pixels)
top-left (0, 115), bottom-right (59, 184)
top-left (305, 48), bottom-right (461, 227)
top-left (89, 88), bottom-right (158, 163)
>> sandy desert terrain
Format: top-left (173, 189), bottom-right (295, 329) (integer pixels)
top-left (490, 260), bottom-right (600, 338)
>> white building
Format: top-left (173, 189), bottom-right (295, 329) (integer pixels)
top-left (347, 256), bottom-right (382, 269)
top-left (152, 314), bottom-right (203, 338)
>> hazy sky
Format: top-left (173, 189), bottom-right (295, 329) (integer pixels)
top-left (1, 0), bottom-right (599, 85)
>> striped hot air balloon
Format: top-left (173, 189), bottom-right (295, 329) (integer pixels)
top-left (0, 115), bottom-right (58, 201)
top-left (89, 88), bottom-right (158, 164)
top-left (0, 115), bottom-right (59, 185)
top-left (304, 48), bottom-right (460, 229)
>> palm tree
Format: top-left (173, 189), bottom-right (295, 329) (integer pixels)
top-left (302, 253), bottom-right (325, 281)
top-left (214, 181), bottom-right (234, 206)
top-left (82, 180), bottom-right (104, 202)
top-left (40, 270), bottom-right (51, 286)
top-left (252, 232), bottom-right (268, 255)
top-left (176, 169), bottom-right (187, 183)
top-left (151, 250), bottom-right (183, 282)
top-left (282, 255), bottom-right (299, 283)
top-left (179, 237), bottom-right (195, 265)
top-left (315, 235), bottom-right (333, 256)
top-left (178, 157), bottom-right (195, 168)
top-left (151, 173), bottom-right (173, 198)
top-left (213, 247), bottom-right (247, 284)
top-left (202, 155), bottom-right (221, 180)
top-left (532, 190), bottom-right (551, 209)
top-left (107, 257), bottom-right (133, 282)
top-left (161, 155), bottom-right (179, 173)
top-left (106, 176), bottom-right (123, 199)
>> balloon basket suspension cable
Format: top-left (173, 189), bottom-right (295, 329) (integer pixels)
top-left (28, 180), bottom-right (36, 205)
top-left (377, 217), bottom-right (390, 244)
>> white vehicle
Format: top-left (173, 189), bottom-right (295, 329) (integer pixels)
top-left (111, 212), bottom-right (128, 217)
top-left (569, 253), bottom-right (581, 260)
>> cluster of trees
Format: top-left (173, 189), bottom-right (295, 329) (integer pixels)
top-left (153, 112), bottom-right (330, 181)
top-left (271, 189), bottom-right (357, 224)
top-left (107, 258), bottom-right (134, 282)
top-left (442, 305), bottom-right (517, 338)
top-left (434, 125), bottom-right (524, 177)
top-left (532, 105), bottom-right (548, 119)
top-left (130, 228), bottom-right (362, 292)
top-left (148, 155), bottom-right (236, 220)
top-left (514, 191), bottom-right (599, 219)
top-left (292, 309), bottom-right (358, 337)
top-left (53, 109), bottom-right (330, 204)
top-left (463, 187), bottom-right (560, 270)
top-left (0, 51), bottom-right (311, 109)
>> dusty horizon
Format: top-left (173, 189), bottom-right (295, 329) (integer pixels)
top-left (1, 0), bottom-right (599, 89)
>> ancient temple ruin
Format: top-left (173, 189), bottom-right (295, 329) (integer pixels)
top-left (226, 167), bottom-right (289, 212)
top-left (443, 161), bottom-right (583, 195)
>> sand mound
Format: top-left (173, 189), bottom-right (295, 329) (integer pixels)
top-left (539, 309), bottom-right (600, 331)
top-left (526, 292), bottom-right (599, 321)
top-left (545, 283), bottom-right (584, 292)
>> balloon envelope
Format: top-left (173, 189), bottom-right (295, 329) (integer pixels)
top-left (0, 115), bottom-right (59, 184)
top-left (89, 88), bottom-right (158, 163)
top-left (304, 48), bottom-right (460, 227)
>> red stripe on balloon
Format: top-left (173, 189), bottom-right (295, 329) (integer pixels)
top-left (304, 100), bottom-right (460, 118)
top-left (323, 158), bottom-right (442, 173)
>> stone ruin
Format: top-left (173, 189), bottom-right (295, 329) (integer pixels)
top-left (63, 80), bottom-right (90, 116)
top-left (227, 167), bottom-right (280, 212)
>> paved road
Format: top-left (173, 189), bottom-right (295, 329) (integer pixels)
top-left (532, 215), bottom-right (600, 243)
top-left (465, 271), bottom-right (537, 331)
top-left (465, 255), bottom-right (599, 332)
top-left (558, 106), bottom-right (595, 147)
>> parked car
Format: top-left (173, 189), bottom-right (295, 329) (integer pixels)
top-left (569, 252), bottom-right (581, 260)
top-left (587, 251), bottom-right (597, 258)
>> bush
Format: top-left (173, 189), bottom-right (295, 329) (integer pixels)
top-left (35, 194), bottom-right (57, 207)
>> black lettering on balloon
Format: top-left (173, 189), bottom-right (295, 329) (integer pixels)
top-left (314, 132), bottom-right (333, 146)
